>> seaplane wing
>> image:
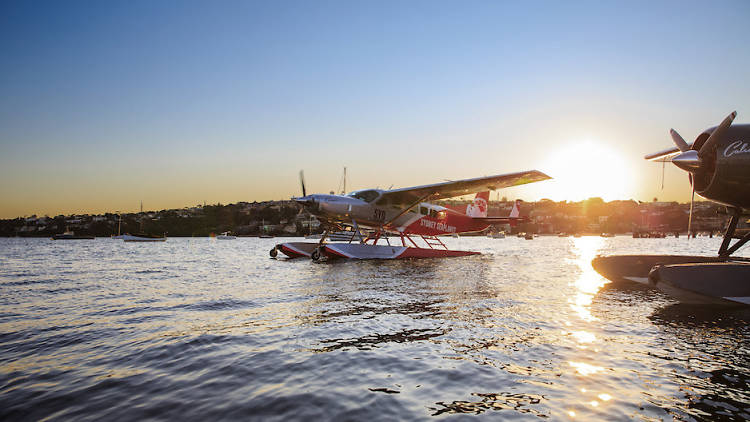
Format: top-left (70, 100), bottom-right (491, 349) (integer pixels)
top-left (375, 170), bottom-right (551, 206)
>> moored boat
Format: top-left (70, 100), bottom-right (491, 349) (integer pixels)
top-left (121, 233), bottom-right (167, 242)
top-left (52, 229), bottom-right (94, 240)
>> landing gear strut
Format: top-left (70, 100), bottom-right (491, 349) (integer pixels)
top-left (311, 246), bottom-right (323, 261)
top-left (719, 208), bottom-right (750, 257)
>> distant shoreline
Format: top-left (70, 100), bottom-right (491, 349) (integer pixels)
top-left (1, 198), bottom-right (737, 238)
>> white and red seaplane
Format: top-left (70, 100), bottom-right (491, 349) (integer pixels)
top-left (270, 170), bottom-right (551, 260)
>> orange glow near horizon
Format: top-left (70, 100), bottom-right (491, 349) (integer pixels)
top-left (538, 141), bottom-right (634, 202)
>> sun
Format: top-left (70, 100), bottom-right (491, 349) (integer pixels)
top-left (539, 140), bottom-right (633, 201)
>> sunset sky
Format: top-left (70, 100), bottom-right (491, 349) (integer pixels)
top-left (1, 1), bottom-right (749, 218)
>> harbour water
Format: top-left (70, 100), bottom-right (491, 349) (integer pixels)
top-left (1, 236), bottom-right (748, 420)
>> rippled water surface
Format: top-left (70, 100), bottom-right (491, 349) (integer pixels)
top-left (1, 236), bottom-right (749, 421)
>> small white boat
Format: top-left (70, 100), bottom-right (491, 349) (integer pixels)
top-left (216, 232), bottom-right (236, 240)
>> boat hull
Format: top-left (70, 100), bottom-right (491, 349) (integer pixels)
top-left (648, 262), bottom-right (750, 306)
top-left (52, 234), bottom-right (95, 240)
top-left (591, 255), bottom-right (725, 286)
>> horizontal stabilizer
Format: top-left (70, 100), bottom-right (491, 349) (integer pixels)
top-left (472, 199), bottom-right (525, 224)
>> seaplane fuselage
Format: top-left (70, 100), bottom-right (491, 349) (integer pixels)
top-left (296, 191), bottom-right (498, 235)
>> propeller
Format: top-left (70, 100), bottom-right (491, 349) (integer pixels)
top-left (668, 111), bottom-right (736, 239)
top-left (294, 170), bottom-right (321, 213)
top-left (669, 111), bottom-right (736, 173)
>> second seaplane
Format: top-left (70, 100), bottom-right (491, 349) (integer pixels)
top-left (592, 111), bottom-right (750, 305)
top-left (270, 169), bottom-right (551, 260)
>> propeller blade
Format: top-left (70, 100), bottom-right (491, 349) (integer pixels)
top-left (299, 170), bottom-right (306, 197)
top-left (688, 180), bottom-right (695, 241)
top-left (698, 111), bottom-right (736, 159)
top-left (669, 129), bottom-right (690, 152)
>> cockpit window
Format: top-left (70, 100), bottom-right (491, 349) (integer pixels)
top-left (348, 190), bottom-right (380, 203)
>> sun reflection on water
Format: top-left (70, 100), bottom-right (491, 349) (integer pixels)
top-left (569, 237), bottom-right (608, 322)
top-left (564, 236), bottom-right (614, 416)
top-left (569, 361), bottom-right (605, 376)
top-left (571, 331), bottom-right (596, 343)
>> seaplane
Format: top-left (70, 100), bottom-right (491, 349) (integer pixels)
top-left (592, 111), bottom-right (750, 305)
top-left (270, 169), bottom-right (551, 260)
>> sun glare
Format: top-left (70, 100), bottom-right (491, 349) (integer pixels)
top-left (541, 141), bottom-right (633, 201)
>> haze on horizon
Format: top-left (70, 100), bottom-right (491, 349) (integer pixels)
top-left (1, 1), bottom-right (749, 219)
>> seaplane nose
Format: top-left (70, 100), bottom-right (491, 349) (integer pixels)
top-left (294, 195), bottom-right (321, 213)
top-left (672, 150), bottom-right (702, 172)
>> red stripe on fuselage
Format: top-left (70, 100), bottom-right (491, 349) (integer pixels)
top-left (403, 210), bottom-right (490, 236)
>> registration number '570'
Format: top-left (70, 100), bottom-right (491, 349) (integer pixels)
top-left (373, 209), bottom-right (386, 222)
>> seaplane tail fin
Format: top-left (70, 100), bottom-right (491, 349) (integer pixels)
top-left (508, 200), bottom-right (522, 227)
top-left (509, 200), bottom-right (520, 219)
top-left (465, 191), bottom-right (489, 217)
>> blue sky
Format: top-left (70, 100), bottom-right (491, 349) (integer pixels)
top-left (1, 1), bottom-right (749, 217)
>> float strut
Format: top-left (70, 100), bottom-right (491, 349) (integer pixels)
top-left (719, 209), bottom-right (741, 257)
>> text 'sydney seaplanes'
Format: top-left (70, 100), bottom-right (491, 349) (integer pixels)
top-left (593, 111), bottom-right (750, 306)
top-left (270, 170), bottom-right (551, 260)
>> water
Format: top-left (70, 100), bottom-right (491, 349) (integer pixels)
top-left (1, 236), bottom-right (748, 421)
